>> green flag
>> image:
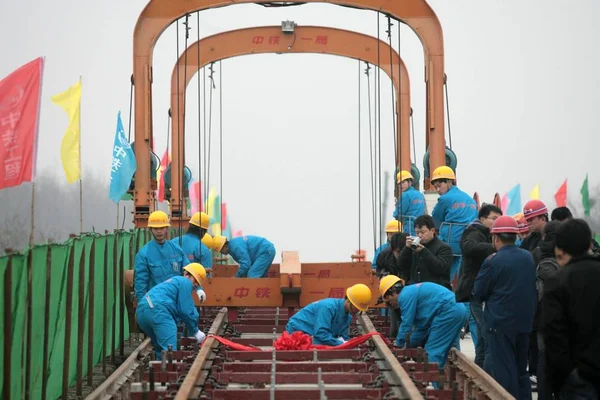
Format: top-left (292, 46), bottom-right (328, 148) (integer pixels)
top-left (581, 173), bottom-right (590, 216)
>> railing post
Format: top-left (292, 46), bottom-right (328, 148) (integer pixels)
top-left (87, 240), bottom-right (96, 386)
top-left (42, 248), bottom-right (52, 400)
top-left (61, 244), bottom-right (76, 400)
top-left (3, 256), bottom-right (13, 400)
top-left (76, 241), bottom-right (86, 396)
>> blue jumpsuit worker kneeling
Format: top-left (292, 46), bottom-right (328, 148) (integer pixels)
top-left (285, 284), bottom-right (372, 346)
top-left (211, 235), bottom-right (276, 278)
top-left (379, 275), bottom-right (468, 369)
top-left (134, 210), bottom-right (190, 302)
top-left (473, 215), bottom-right (536, 399)
top-left (136, 262), bottom-right (208, 359)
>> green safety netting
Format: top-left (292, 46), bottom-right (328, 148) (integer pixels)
top-left (0, 229), bottom-right (150, 400)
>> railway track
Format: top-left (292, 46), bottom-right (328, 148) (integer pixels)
top-left (87, 306), bottom-right (514, 400)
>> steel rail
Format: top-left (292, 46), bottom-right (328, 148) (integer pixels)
top-left (85, 337), bottom-right (152, 400)
top-left (357, 313), bottom-right (423, 399)
top-left (447, 348), bottom-right (515, 399)
top-left (174, 307), bottom-right (229, 399)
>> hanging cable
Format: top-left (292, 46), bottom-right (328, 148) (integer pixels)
top-left (410, 109), bottom-right (416, 163)
top-left (219, 61), bottom-right (223, 219)
top-left (364, 62), bottom-right (377, 252)
top-left (386, 15), bottom-right (398, 169)
top-left (203, 66), bottom-right (208, 203)
top-left (179, 13), bottom-right (191, 241)
top-left (357, 59), bottom-right (361, 254)
top-left (127, 77), bottom-right (134, 142)
top-left (444, 75), bottom-right (453, 150)
top-left (396, 16), bottom-right (405, 218)
top-left (205, 62), bottom-right (216, 214)
top-left (197, 11), bottom-right (202, 215)
top-left (376, 11), bottom-right (382, 250)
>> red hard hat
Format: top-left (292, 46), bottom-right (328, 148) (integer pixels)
top-left (491, 215), bottom-right (520, 234)
top-left (523, 199), bottom-right (548, 220)
top-left (516, 217), bottom-right (530, 234)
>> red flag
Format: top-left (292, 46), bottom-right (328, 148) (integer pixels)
top-left (221, 202), bottom-right (227, 230)
top-left (157, 148), bottom-right (170, 202)
top-left (554, 179), bottom-right (567, 207)
top-left (0, 57), bottom-right (44, 190)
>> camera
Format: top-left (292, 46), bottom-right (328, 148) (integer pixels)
top-left (410, 236), bottom-right (421, 249)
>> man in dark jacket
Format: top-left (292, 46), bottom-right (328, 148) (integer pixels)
top-left (473, 216), bottom-right (537, 399)
top-left (534, 220), bottom-right (561, 400)
top-left (398, 215), bottom-right (453, 289)
top-left (543, 219), bottom-right (600, 398)
top-left (454, 203), bottom-right (502, 368)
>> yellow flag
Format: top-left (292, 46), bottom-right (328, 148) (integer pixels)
top-left (529, 184), bottom-right (540, 200)
top-left (51, 80), bottom-right (82, 183)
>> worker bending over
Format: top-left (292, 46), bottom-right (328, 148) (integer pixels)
top-left (285, 284), bottom-right (372, 346)
top-left (430, 166), bottom-right (478, 285)
top-left (211, 235), bottom-right (276, 278)
top-left (393, 170), bottom-right (426, 236)
top-left (473, 215), bottom-right (536, 399)
top-left (134, 211), bottom-right (189, 302)
top-left (172, 212), bottom-right (213, 269)
top-left (379, 275), bottom-right (467, 368)
top-left (136, 263), bottom-right (208, 359)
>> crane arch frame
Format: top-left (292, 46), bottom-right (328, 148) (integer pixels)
top-left (168, 25), bottom-right (412, 223)
top-left (132, 0), bottom-right (445, 226)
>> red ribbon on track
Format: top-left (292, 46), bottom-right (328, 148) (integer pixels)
top-left (205, 331), bottom-right (385, 351)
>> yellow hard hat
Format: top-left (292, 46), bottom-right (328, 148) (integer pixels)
top-left (431, 166), bottom-right (456, 182)
top-left (512, 212), bottom-right (525, 221)
top-left (183, 262), bottom-right (207, 285)
top-left (147, 211), bottom-right (170, 228)
top-left (346, 283), bottom-right (372, 312)
top-left (201, 233), bottom-right (214, 248)
top-left (385, 219), bottom-right (402, 233)
top-left (190, 212), bottom-right (210, 229)
top-left (379, 275), bottom-right (404, 297)
top-left (396, 170), bottom-right (414, 182)
top-left (211, 235), bottom-right (228, 253)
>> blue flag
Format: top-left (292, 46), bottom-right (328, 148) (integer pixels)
top-left (109, 111), bottom-right (137, 203)
top-left (506, 184), bottom-right (522, 215)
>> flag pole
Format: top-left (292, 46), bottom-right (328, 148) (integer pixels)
top-left (79, 75), bottom-right (83, 233)
top-left (29, 57), bottom-right (45, 247)
top-left (116, 202), bottom-right (120, 229)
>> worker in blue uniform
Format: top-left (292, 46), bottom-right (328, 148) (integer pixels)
top-left (430, 166), bottom-right (478, 286)
top-left (171, 212), bottom-right (213, 269)
top-left (136, 262), bottom-right (208, 359)
top-left (372, 220), bottom-right (402, 271)
top-left (286, 283), bottom-right (372, 346)
top-left (473, 215), bottom-right (537, 399)
top-left (134, 210), bottom-right (190, 303)
top-left (211, 235), bottom-right (276, 278)
top-left (393, 170), bottom-right (426, 235)
top-left (379, 275), bottom-right (468, 369)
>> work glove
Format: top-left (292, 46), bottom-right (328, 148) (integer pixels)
top-left (195, 330), bottom-right (206, 344)
top-left (336, 337), bottom-right (347, 345)
top-left (196, 289), bottom-right (206, 303)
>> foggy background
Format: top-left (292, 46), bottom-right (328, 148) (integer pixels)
top-left (1, 0), bottom-right (599, 259)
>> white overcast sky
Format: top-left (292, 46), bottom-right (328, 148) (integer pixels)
top-left (1, 0), bottom-right (598, 261)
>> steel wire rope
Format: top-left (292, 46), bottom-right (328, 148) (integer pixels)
top-left (364, 62), bottom-right (377, 253)
top-left (376, 11), bottom-right (383, 249)
top-left (219, 61), bottom-right (223, 235)
top-left (386, 15), bottom-right (401, 227)
top-left (205, 63), bottom-right (216, 218)
top-left (357, 60), bottom-right (361, 255)
top-left (444, 76), bottom-right (453, 150)
top-left (196, 12), bottom-right (205, 266)
top-left (175, 17), bottom-right (182, 243)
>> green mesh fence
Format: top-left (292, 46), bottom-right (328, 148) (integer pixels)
top-left (0, 229), bottom-right (150, 400)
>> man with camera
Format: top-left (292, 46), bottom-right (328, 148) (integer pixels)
top-left (398, 215), bottom-right (453, 290)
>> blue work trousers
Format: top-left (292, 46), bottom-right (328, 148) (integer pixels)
top-left (485, 329), bottom-right (532, 400)
top-left (425, 301), bottom-right (468, 369)
top-left (247, 245), bottom-right (277, 278)
top-left (136, 301), bottom-right (178, 360)
top-left (469, 298), bottom-right (486, 368)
